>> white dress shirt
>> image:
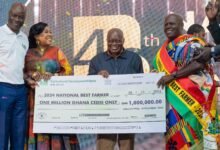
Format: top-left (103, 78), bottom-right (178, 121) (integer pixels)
top-left (0, 24), bottom-right (29, 84)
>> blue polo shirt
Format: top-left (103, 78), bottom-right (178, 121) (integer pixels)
top-left (88, 50), bottom-right (143, 75)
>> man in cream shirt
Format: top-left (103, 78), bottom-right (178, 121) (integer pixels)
top-left (0, 2), bottom-right (29, 150)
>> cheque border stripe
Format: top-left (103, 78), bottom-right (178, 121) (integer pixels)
top-left (34, 120), bottom-right (166, 123)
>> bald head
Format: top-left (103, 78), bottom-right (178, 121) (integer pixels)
top-left (165, 14), bottom-right (183, 27)
top-left (107, 28), bottom-right (124, 40)
top-left (164, 14), bottom-right (184, 41)
top-left (9, 2), bottom-right (26, 14)
top-left (7, 2), bottom-right (26, 33)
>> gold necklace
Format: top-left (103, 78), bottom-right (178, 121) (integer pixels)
top-left (38, 47), bottom-right (45, 55)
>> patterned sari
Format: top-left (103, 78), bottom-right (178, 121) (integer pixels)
top-left (153, 35), bottom-right (217, 149)
top-left (24, 46), bottom-right (80, 150)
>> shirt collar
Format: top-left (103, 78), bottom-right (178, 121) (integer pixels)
top-left (104, 49), bottom-right (127, 61)
top-left (3, 24), bottom-right (22, 35)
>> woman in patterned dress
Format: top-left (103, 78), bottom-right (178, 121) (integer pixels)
top-left (25, 22), bottom-right (80, 150)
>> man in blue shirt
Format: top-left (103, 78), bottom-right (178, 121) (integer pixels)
top-left (89, 28), bottom-right (143, 150)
